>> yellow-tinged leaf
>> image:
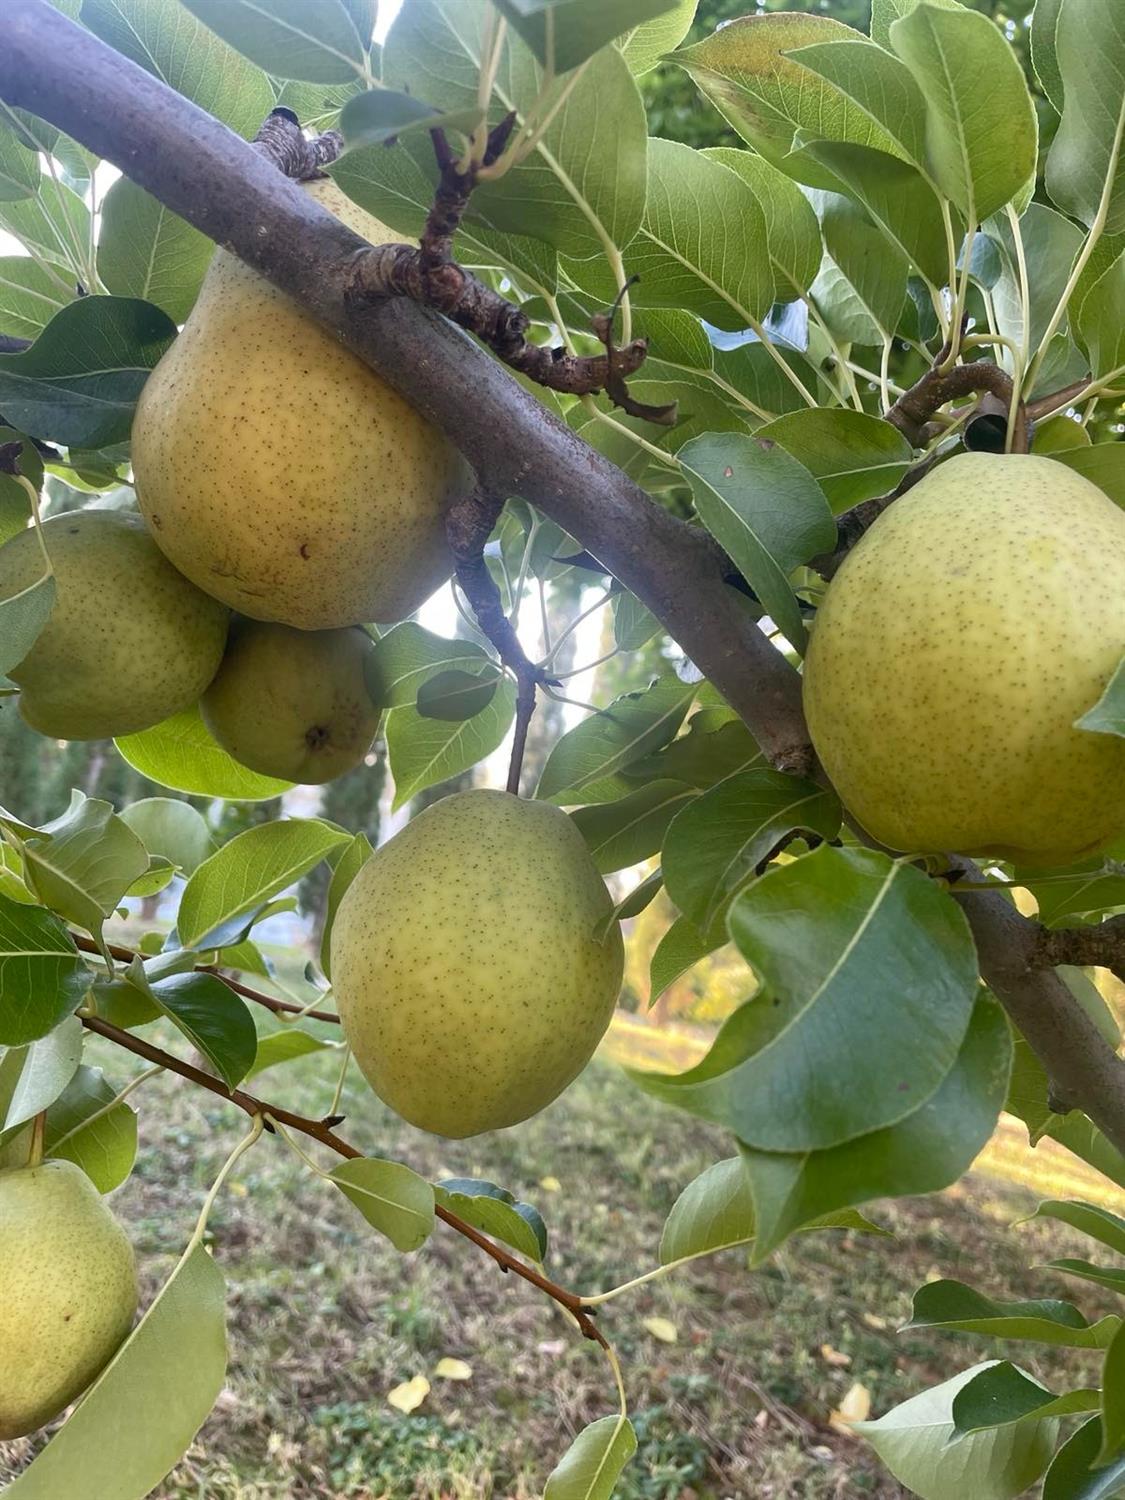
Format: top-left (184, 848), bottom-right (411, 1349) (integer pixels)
top-left (820, 1343), bottom-right (852, 1367)
top-left (643, 1316), bottom-right (678, 1344)
top-left (387, 1374), bottom-right (430, 1413)
top-left (829, 1380), bottom-right (871, 1433)
top-left (862, 1312), bottom-right (888, 1330)
top-left (539, 1175), bottom-right (562, 1192)
top-left (434, 1358), bottom-right (472, 1381)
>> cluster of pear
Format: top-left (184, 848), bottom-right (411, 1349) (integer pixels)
top-left (0, 1160), bottom-right (137, 1439)
top-left (0, 180), bottom-right (461, 785)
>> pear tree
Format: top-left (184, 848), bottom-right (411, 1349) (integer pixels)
top-left (0, 1), bottom-right (1124, 1496)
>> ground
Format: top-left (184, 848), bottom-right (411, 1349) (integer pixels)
top-left (1, 1016), bottom-right (1117, 1499)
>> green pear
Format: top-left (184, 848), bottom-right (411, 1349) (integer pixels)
top-left (0, 1159), bottom-right (137, 1439)
top-left (803, 452), bottom-right (1125, 864)
top-left (131, 178), bottom-right (463, 630)
top-left (331, 789), bottom-right (624, 1137)
top-left (200, 618), bottom-right (382, 783)
top-left (0, 509), bottom-right (228, 739)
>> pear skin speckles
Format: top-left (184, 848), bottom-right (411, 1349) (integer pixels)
top-left (331, 789), bottom-right (624, 1137)
top-left (803, 452), bottom-right (1125, 864)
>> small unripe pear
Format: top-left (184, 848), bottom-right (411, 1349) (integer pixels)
top-left (331, 790), bottom-right (624, 1137)
top-left (0, 510), bottom-right (228, 739)
top-left (0, 1159), bottom-right (137, 1439)
top-left (131, 178), bottom-right (462, 629)
top-left (803, 453), bottom-right (1125, 864)
top-left (200, 619), bottom-right (382, 783)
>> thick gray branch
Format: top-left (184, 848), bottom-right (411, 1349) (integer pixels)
top-left (4, 0), bottom-right (1125, 1155)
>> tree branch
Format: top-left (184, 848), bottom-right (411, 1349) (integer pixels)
top-left (79, 1011), bottom-right (600, 1336)
top-left (5, 0), bottom-right (1125, 1154)
top-left (1034, 913), bottom-right (1125, 987)
top-left (885, 360), bottom-right (1029, 453)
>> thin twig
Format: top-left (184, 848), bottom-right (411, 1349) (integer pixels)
top-left (78, 1012), bottom-right (601, 1336)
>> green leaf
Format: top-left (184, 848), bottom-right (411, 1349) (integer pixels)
top-left (433, 1176), bottom-right (548, 1262)
top-left (415, 667), bottom-right (501, 722)
top-left (812, 188), bottom-right (908, 341)
top-left (0, 296), bottom-right (176, 448)
top-left (988, 204), bottom-right (1085, 363)
top-left (604, 867), bottom-right (663, 929)
top-left (340, 90), bottom-right (484, 150)
top-left (0, 1015), bottom-right (82, 1133)
top-left (0, 125), bottom-right (38, 201)
top-left (178, 819), bottom-right (348, 950)
top-left (907, 1279), bottom-right (1120, 1349)
top-left (81, 0), bottom-right (276, 136)
top-left (19, 792), bottom-right (150, 940)
top-left (1020, 1199), bottom-right (1125, 1256)
top-left (755, 409), bottom-right (914, 513)
top-left (1076, 656), bottom-right (1125, 737)
top-left (0, 569), bottom-right (56, 677)
top-left (0, 893), bottom-right (88, 1046)
top-left (543, 1415), bottom-right (638, 1500)
top-left (786, 36), bottom-right (930, 176)
top-left (146, 972), bottom-right (258, 1090)
top-left (366, 622), bottom-right (498, 708)
top-left (496, 0), bottom-right (680, 73)
top-left (889, 2), bottom-right (1038, 223)
top-left (41, 1062), bottom-right (138, 1192)
top-left (572, 781), bottom-right (696, 874)
top-left (662, 769), bottom-right (840, 933)
top-left (119, 797), bottom-right (213, 875)
top-left (853, 1361), bottom-right (1060, 1500)
top-left (619, 0), bottom-right (696, 76)
top-left (386, 678), bottom-right (516, 809)
top-left (1072, 248), bottom-right (1125, 381)
top-left (951, 1361), bottom-right (1100, 1435)
top-left (612, 591), bottom-right (662, 652)
top-left (180, 0), bottom-right (368, 83)
top-left (649, 913), bottom-right (722, 1003)
top-left (247, 1026), bottom-right (334, 1079)
top-left (628, 713), bottom-right (761, 788)
top-left (0, 179), bottom-right (89, 277)
top-left (701, 147), bottom-right (823, 302)
top-left (1043, 1416), bottom-right (1125, 1499)
top-left (0, 256), bottom-right (74, 340)
top-left (330, 1157), bottom-right (435, 1252)
top-left (679, 432), bottom-right (834, 653)
top-left (538, 676), bottom-right (696, 804)
top-left (1030, 0), bottom-right (1065, 115)
top-left (1102, 1320), bottom-right (1125, 1462)
top-left (1045, 0), bottom-right (1125, 234)
top-left (1046, 1260), bottom-right (1125, 1296)
top-left (740, 997), bottom-right (1010, 1260)
top-left (320, 830), bottom-right (372, 981)
top-left (674, 13), bottom-right (904, 191)
top-left (3, 1242), bottom-right (226, 1500)
top-left (272, 75), bottom-right (364, 132)
top-left (116, 705), bottom-right (293, 800)
top-left (96, 177), bottom-right (214, 323)
top-left (1054, 444), bottom-right (1125, 509)
top-left (721, 846), bottom-right (978, 1150)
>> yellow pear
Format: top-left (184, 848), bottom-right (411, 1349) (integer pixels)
top-left (200, 618), bottom-right (381, 783)
top-left (331, 789), bottom-right (624, 1137)
top-left (803, 452), bottom-right (1125, 864)
top-left (0, 509), bottom-right (228, 739)
top-left (0, 1159), bottom-right (137, 1439)
top-left (131, 178), bottom-right (462, 630)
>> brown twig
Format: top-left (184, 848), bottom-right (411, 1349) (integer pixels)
top-left (809, 457), bottom-right (939, 580)
top-left (445, 489), bottom-right (556, 796)
top-left (72, 932), bottom-right (343, 1025)
top-left (79, 1011), bottom-right (601, 1337)
top-left (885, 360), bottom-right (1029, 453)
top-left (1034, 913), bottom-right (1125, 987)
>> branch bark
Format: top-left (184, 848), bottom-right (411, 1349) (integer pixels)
top-left (1034, 913), bottom-right (1125, 987)
top-left (5, 0), bottom-right (1125, 1155)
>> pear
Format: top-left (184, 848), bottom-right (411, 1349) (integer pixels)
top-left (803, 452), bottom-right (1125, 864)
top-left (131, 178), bottom-right (462, 630)
top-left (0, 1159), bottom-right (137, 1439)
top-left (0, 509), bottom-right (228, 739)
top-left (200, 618), bottom-right (381, 783)
top-left (331, 789), bottom-right (624, 1137)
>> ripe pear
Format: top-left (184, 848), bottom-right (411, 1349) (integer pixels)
top-left (0, 509), bottom-right (228, 739)
top-left (131, 177), bottom-right (462, 630)
top-left (0, 1159), bottom-right (137, 1439)
top-left (331, 789), bottom-right (624, 1137)
top-left (803, 452), bottom-right (1125, 864)
top-left (200, 618), bottom-right (381, 782)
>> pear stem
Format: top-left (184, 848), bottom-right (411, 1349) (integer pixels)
top-left (27, 1110), bottom-right (46, 1168)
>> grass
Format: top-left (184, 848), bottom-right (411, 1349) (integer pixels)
top-left (2, 1018), bottom-right (1120, 1499)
